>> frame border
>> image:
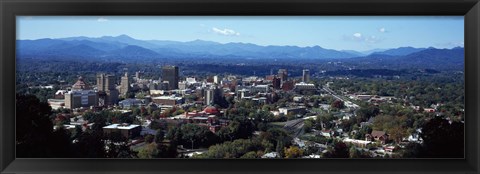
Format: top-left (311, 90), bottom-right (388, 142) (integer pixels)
top-left (1, 0), bottom-right (479, 173)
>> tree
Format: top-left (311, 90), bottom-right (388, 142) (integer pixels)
top-left (388, 125), bottom-right (407, 144)
top-left (16, 94), bottom-right (55, 158)
top-left (331, 100), bottom-right (345, 109)
top-left (145, 134), bottom-right (154, 144)
top-left (349, 146), bottom-right (361, 158)
top-left (138, 143), bottom-right (159, 159)
top-left (284, 146), bottom-right (304, 158)
top-left (132, 107), bottom-right (141, 116)
top-left (420, 117), bottom-right (464, 158)
top-left (401, 142), bottom-right (423, 158)
top-left (195, 139), bottom-right (263, 158)
top-left (49, 127), bottom-right (74, 158)
top-left (74, 131), bottom-right (106, 158)
top-left (240, 151), bottom-right (259, 158)
top-left (71, 125), bottom-right (83, 140)
top-left (126, 91), bottom-right (135, 99)
top-left (150, 120), bottom-right (164, 130)
top-left (326, 142), bottom-right (349, 158)
top-left (304, 119), bottom-right (314, 133)
top-left (182, 125), bottom-right (200, 149)
top-left (218, 121), bottom-right (240, 141)
top-left (276, 140), bottom-right (285, 158)
top-left (90, 113), bottom-right (107, 132)
top-left (313, 100), bottom-right (320, 108)
top-left (105, 131), bottom-right (134, 158)
top-left (154, 130), bottom-right (165, 144)
top-left (177, 123), bottom-right (218, 149)
top-left (151, 110), bottom-right (162, 119)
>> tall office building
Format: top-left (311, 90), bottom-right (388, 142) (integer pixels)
top-left (162, 66), bottom-right (179, 90)
top-left (302, 69), bottom-right (310, 82)
top-left (120, 72), bottom-right (130, 96)
top-left (204, 85), bottom-right (223, 106)
top-left (64, 90), bottom-right (99, 109)
top-left (213, 75), bottom-right (220, 84)
top-left (135, 71), bottom-right (142, 80)
top-left (96, 73), bottom-right (119, 106)
top-left (278, 69), bottom-right (288, 83)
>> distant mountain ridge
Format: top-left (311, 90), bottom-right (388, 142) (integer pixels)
top-left (370, 46), bottom-right (431, 56)
top-left (348, 47), bottom-right (464, 70)
top-left (16, 35), bottom-right (370, 60)
top-left (16, 35), bottom-right (464, 70)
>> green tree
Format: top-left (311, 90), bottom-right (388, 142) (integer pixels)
top-left (16, 94), bottom-right (55, 158)
top-left (325, 142), bottom-right (349, 158)
top-left (304, 119), bottom-right (314, 133)
top-left (105, 131), bottom-right (135, 158)
top-left (138, 143), bottom-right (159, 159)
top-left (153, 130), bottom-right (165, 144)
top-left (420, 117), bottom-right (464, 158)
top-left (145, 134), bottom-right (154, 144)
top-left (284, 146), bottom-right (304, 158)
top-left (331, 100), bottom-right (345, 109)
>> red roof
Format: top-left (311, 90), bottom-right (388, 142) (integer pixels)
top-left (203, 106), bottom-right (219, 114)
top-left (72, 76), bottom-right (90, 90)
top-left (371, 130), bottom-right (387, 138)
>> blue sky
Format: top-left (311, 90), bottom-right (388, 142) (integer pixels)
top-left (17, 16), bottom-right (464, 51)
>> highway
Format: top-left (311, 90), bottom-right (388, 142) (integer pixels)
top-left (283, 119), bottom-right (305, 137)
top-left (323, 84), bottom-right (360, 109)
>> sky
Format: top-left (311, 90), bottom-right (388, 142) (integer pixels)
top-left (16, 16), bottom-right (464, 52)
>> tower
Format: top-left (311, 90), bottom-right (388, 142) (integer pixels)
top-left (302, 69), bottom-right (310, 82)
top-left (278, 69), bottom-right (288, 83)
top-left (162, 66), bottom-right (179, 90)
top-left (96, 73), bottom-right (119, 106)
top-left (120, 72), bottom-right (130, 96)
top-left (204, 85), bottom-right (222, 106)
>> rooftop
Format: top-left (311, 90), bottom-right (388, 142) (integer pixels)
top-left (103, 123), bottom-right (140, 130)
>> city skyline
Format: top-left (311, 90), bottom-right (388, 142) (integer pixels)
top-left (17, 16), bottom-right (464, 51)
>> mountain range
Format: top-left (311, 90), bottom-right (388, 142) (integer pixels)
top-left (16, 35), bottom-right (464, 70)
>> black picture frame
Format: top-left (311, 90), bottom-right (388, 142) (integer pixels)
top-left (1, 0), bottom-right (479, 173)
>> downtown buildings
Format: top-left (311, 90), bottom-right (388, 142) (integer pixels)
top-left (162, 66), bottom-right (179, 90)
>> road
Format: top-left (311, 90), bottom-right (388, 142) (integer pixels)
top-left (323, 84), bottom-right (360, 109)
top-left (283, 119), bottom-right (305, 137)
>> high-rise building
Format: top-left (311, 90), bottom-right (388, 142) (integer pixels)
top-left (302, 69), bottom-right (310, 82)
top-left (96, 74), bottom-right (116, 91)
top-left (204, 85), bottom-right (223, 106)
top-left (135, 71), bottom-right (142, 80)
top-left (65, 90), bottom-right (99, 109)
top-left (96, 73), bottom-right (119, 106)
top-left (278, 69), bottom-right (288, 82)
top-left (162, 66), bottom-right (179, 90)
top-left (179, 81), bottom-right (187, 90)
top-left (213, 76), bottom-right (220, 84)
top-left (272, 76), bottom-right (281, 89)
top-left (120, 72), bottom-right (130, 96)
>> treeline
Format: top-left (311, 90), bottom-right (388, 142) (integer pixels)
top-left (327, 75), bottom-right (464, 110)
top-left (16, 94), bottom-right (136, 158)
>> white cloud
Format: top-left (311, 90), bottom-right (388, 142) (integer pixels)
top-left (344, 33), bottom-right (383, 44)
top-left (212, 27), bottom-right (240, 36)
top-left (97, 17), bottom-right (109, 22)
top-left (364, 35), bottom-right (382, 44)
top-left (435, 41), bottom-right (464, 48)
top-left (379, 27), bottom-right (386, 33)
